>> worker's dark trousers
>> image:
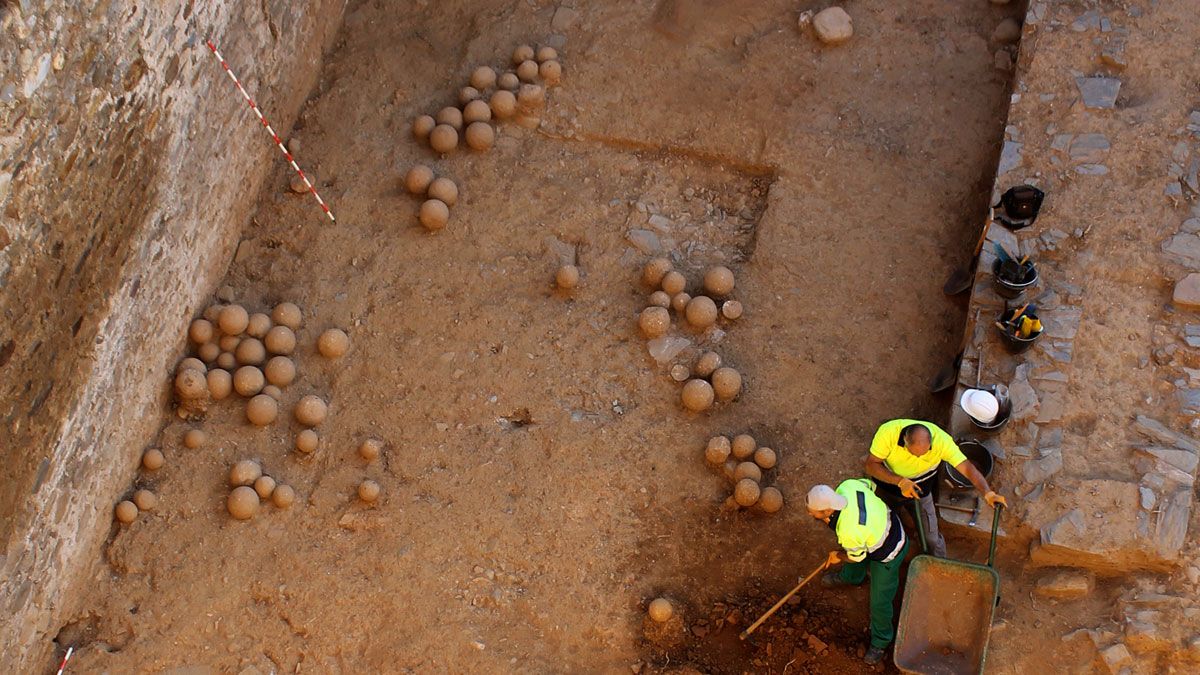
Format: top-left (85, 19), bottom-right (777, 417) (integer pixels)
top-left (837, 540), bottom-right (910, 649)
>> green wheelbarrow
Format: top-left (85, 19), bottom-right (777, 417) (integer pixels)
top-left (893, 501), bottom-right (1003, 675)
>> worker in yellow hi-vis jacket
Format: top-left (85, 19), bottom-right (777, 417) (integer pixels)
top-left (864, 419), bottom-right (1007, 557)
top-left (807, 478), bottom-right (908, 665)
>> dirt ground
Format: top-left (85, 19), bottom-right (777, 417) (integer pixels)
top-left (57, 1), bottom-right (1090, 672)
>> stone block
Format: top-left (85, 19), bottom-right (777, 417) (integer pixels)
top-left (1035, 569), bottom-right (1094, 599)
top-left (1180, 274), bottom-right (1200, 309)
top-left (1164, 233), bottom-right (1200, 269)
top-left (1134, 446), bottom-right (1198, 475)
top-left (1097, 643), bottom-right (1132, 673)
top-left (1075, 76), bottom-right (1121, 109)
top-left (1155, 489), bottom-right (1191, 559)
top-left (1133, 416), bottom-right (1200, 454)
top-left (1023, 449), bottom-right (1063, 484)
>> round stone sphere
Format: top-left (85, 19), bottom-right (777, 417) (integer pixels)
top-left (670, 292), bottom-right (692, 315)
top-left (711, 367), bottom-right (742, 401)
top-left (358, 480), bottom-right (381, 503)
top-left (246, 313), bottom-right (272, 338)
top-left (470, 65), bottom-right (497, 90)
top-left (218, 304), bottom-right (249, 336)
top-left (464, 122), bottom-right (495, 151)
top-left (705, 436), bottom-right (731, 465)
top-left (722, 459), bottom-right (739, 481)
top-left (262, 385), bottom-right (282, 401)
top-left (722, 300), bottom-right (744, 320)
top-left (435, 106), bottom-right (464, 131)
top-left (142, 448), bottom-right (165, 471)
top-left (359, 438), bottom-right (383, 461)
top-left (516, 59), bottom-right (539, 82)
top-left (272, 302), bottom-right (302, 330)
top-left (734, 478), bottom-right (762, 507)
top-left (254, 475), bottom-right (277, 499)
top-left (661, 270), bottom-right (686, 295)
top-left (264, 356), bottom-right (296, 387)
top-left (235, 337), bottom-right (266, 366)
top-left (203, 304), bottom-right (223, 322)
top-left (512, 44), bottom-right (535, 64)
top-left (295, 429), bottom-right (319, 454)
top-left (732, 434), bottom-right (756, 459)
top-left (648, 291), bottom-right (671, 308)
top-left (271, 484), bottom-right (296, 508)
top-left (115, 500), bottom-right (138, 523)
top-left (175, 368), bottom-right (207, 400)
top-left (207, 369), bottom-right (233, 400)
top-left (516, 84), bottom-right (544, 110)
top-left (754, 447), bottom-right (777, 469)
top-left (638, 306), bottom-right (670, 338)
top-left (490, 90), bottom-right (517, 119)
top-left (539, 60), bottom-right (562, 86)
top-left (412, 114), bottom-right (436, 140)
top-left (227, 486), bottom-right (260, 520)
top-left (230, 459), bottom-right (263, 487)
top-left (246, 394), bottom-right (278, 426)
top-left (498, 71), bottom-right (520, 91)
top-left (681, 379), bottom-right (715, 412)
top-left (132, 489), bottom-right (158, 511)
top-left (198, 342), bottom-right (220, 363)
top-left (189, 319), bottom-right (214, 344)
top-left (694, 351), bottom-right (722, 378)
top-left (233, 366), bottom-right (265, 397)
top-left (294, 395), bottom-right (328, 427)
top-left (404, 165), bottom-right (435, 194)
top-left (703, 266), bottom-right (735, 297)
top-left (555, 265), bottom-right (580, 289)
top-left (419, 199), bottom-right (450, 231)
top-left (685, 296), bottom-right (719, 329)
top-left (759, 487), bottom-right (784, 513)
top-left (642, 258), bottom-right (672, 287)
top-left (317, 328), bottom-right (350, 359)
top-left (536, 46), bottom-right (558, 63)
top-left (427, 177), bottom-right (458, 206)
top-left (182, 429), bottom-right (208, 449)
top-left (218, 335), bottom-right (241, 352)
top-left (734, 461), bottom-right (763, 483)
top-left (264, 325), bottom-right (297, 355)
top-left (429, 124), bottom-right (459, 153)
top-left (177, 357), bottom-right (206, 374)
top-left (458, 86), bottom-right (481, 106)
top-left (463, 99), bottom-right (492, 124)
top-left (216, 352), bottom-right (237, 370)
top-left (648, 598), bottom-right (673, 623)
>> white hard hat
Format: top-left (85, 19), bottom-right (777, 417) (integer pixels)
top-left (960, 389), bottom-right (1000, 424)
top-left (806, 485), bottom-right (848, 511)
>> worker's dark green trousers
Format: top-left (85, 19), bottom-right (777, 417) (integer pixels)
top-left (837, 540), bottom-right (910, 649)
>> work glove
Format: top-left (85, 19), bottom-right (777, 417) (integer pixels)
top-left (984, 491), bottom-right (1008, 508)
top-left (825, 550), bottom-right (844, 568)
top-left (898, 478), bottom-right (922, 499)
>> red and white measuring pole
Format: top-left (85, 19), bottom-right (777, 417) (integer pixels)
top-left (56, 646), bottom-right (73, 674)
top-left (204, 38), bottom-right (336, 223)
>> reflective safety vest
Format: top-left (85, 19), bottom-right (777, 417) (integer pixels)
top-left (833, 478), bottom-right (896, 563)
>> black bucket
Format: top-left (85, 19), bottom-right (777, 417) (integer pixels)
top-left (996, 307), bottom-right (1042, 354)
top-left (945, 440), bottom-right (994, 490)
top-left (964, 386), bottom-right (1011, 433)
top-left (991, 257), bottom-right (1038, 300)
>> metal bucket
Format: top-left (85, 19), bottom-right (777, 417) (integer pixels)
top-left (991, 258), bottom-right (1038, 300)
top-left (944, 440), bottom-right (993, 490)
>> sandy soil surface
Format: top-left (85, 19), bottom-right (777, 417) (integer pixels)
top-left (63, 1), bottom-right (1054, 672)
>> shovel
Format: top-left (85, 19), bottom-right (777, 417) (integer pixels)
top-left (930, 308), bottom-right (980, 393)
top-left (942, 209), bottom-right (994, 296)
top-left (739, 558), bottom-right (830, 640)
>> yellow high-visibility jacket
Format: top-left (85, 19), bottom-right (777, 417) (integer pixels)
top-left (833, 478), bottom-right (893, 563)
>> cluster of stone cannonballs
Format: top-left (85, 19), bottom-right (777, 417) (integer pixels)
top-left (407, 44), bottom-right (563, 230)
top-left (637, 258), bottom-right (744, 412)
top-left (172, 301), bottom-right (346, 434)
top-left (225, 459), bottom-right (297, 520)
top-left (703, 433), bottom-right (784, 513)
top-left (122, 300), bottom-right (350, 524)
top-left (403, 166), bottom-right (458, 232)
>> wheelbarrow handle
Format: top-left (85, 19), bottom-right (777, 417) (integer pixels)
top-left (912, 496), bottom-right (928, 554)
top-left (987, 503), bottom-right (1004, 568)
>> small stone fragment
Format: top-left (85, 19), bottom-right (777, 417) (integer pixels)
top-left (812, 7), bottom-right (853, 45)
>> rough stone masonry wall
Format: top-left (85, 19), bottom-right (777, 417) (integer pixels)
top-left (0, 1), bottom-right (343, 671)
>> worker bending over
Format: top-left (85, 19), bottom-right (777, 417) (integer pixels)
top-left (864, 418), bottom-right (1007, 557)
top-left (807, 479), bottom-right (908, 665)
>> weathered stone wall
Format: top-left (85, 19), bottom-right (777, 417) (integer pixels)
top-left (0, 1), bottom-right (343, 671)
